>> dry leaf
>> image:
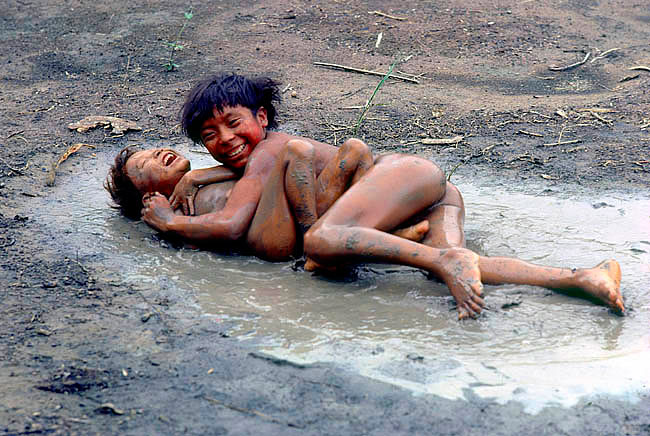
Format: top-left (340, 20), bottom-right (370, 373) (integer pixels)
top-left (68, 116), bottom-right (142, 134)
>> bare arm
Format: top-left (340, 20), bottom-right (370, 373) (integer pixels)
top-left (143, 175), bottom-right (262, 242)
top-left (170, 165), bottom-right (239, 215)
top-left (143, 137), bottom-right (282, 242)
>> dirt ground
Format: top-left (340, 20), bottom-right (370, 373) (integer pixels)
top-left (1, 0), bottom-right (649, 434)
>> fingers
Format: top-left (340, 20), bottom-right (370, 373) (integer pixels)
top-left (142, 191), bottom-right (163, 202)
top-left (187, 199), bottom-right (195, 216)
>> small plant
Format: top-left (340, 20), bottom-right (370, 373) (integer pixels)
top-left (163, 9), bottom-right (193, 72)
top-left (352, 60), bottom-right (397, 137)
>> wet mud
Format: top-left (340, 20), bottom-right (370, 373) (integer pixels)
top-left (2, 0), bottom-right (650, 435)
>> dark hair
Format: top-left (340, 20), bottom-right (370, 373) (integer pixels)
top-left (104, 146), bottom-right (143, 220)
top-left (181, 73), bottom-right (281, 144)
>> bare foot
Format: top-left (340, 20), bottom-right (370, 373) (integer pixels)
top-left (392, 220), bottom-right (430, 242)
top-left (576, 259), bottom-right (624, 313)
top-left (436, 248), bottom-right (485, 319)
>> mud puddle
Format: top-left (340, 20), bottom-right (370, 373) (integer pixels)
top-left (34, 144), bottom-right (650, 414)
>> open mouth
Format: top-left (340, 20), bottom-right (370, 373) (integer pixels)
top-left (163, 152), bottom-right (177, 166)
top-left (226, 144), bottom-right (246, 158)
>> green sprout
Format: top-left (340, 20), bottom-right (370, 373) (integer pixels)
top-left (163, 9), bottom-right (193, 72)
top-left (352, 60), bottom-right (397, 137)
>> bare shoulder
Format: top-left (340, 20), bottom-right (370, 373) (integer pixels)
top-left (243, 131), bottom-right (289, 176)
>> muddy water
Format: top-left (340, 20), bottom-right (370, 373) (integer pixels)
top-left (36, 146), bottom-right (650, 414)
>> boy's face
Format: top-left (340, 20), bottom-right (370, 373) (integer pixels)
top-left (125, 149), bottom-right (190, 197)
top-left (199, 105), bottom-right (268, 170)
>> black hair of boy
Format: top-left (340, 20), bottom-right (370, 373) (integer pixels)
top-left (104, 146), bottom-right (143, 220)
top-left (181, 73), bottom-right (281, 144)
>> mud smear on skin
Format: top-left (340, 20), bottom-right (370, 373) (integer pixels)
top-left (33, 146), bottom-right (650, 414)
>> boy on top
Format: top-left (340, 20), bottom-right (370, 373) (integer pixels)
top-left (131, 73), bottom-right (624, 319)
top-left (107, 144), bottom-right (624, 319)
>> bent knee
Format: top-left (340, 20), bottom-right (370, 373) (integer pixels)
top-left (303, 225), bottom-right (335, 261)
top-left (285, 139), bottom-right (315, 160)
top-left (342, 138), bottom-right (371, 157)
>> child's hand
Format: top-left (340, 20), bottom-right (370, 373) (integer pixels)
top-left (169, 173), bottom-right (199, 215)
top-left (141, 192), bottom-right (175, 232)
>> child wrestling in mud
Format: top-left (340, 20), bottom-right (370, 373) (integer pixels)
top-left (105, 73), bottom-right (624, 319)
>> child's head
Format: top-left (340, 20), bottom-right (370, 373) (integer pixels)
top-left (105, 146), bottom-right (190, 219)
top-left (181, 73), bottom-right (281, 145)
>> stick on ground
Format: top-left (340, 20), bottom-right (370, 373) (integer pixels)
top-left (549, 52), bottom-right (591, 71)
top-left (313, 62), bottom-right (419, 83)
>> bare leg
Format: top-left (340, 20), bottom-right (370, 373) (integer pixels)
top-left (419, 182), bottom-right (466, 248)
top-left (415, 182), bottom-right (624, 312)
top-left (479, 257), bottom-right (624, 312)
top-left (305, 154), bottom-right (486, 319)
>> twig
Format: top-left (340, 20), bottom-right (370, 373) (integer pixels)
top-left (481, 144), bottom-right (498, 154)
top-left (495, 120), bottom-right (521, 127)
top-left (556, 124), bottom-right (568, 143)
top-left (528, 110), bottom-right (552, 119)
top-left (543, 139), bottom-right (581, 146)
top-left (590, 111), bottom-right (613, 124)
top-left (629, 65), bottom-right (650, 72)
top-left (549, 52), bottom-right (591, 71)
top-left (11, 135), bottom-right (28, 145)
top-left (420, 135), bottom-right (464, 145)
top-left (6, 130), bottom-right (24, 139)
top-left (577, 107), bottom-right (617, 113)
top-left (517, 130), bottom-right (544, 137)
top-left (313, 62), bottom-right (419, 83)
top-left (590, 47), bottom-right (620, 63)
top-left (619, 74), bottom-right (639, 83)
top-left (369, 10), bottom-right (407, 21)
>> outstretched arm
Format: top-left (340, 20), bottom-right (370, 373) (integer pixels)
top-left (142, 174), bottom-right (263, 242)
top-left (169, 165), bottom-right (239, 215)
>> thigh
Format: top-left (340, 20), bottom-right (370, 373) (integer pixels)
top-left (315, 154), bottom-right (446, 231)
top-left (419, 182), bottom-right (466, 248)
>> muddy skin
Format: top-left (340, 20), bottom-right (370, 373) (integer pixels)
top-left (574, 260), bottom-right (624, 313)
top-left (478, 258), bottom-right (625, 314)
top-left (2, 0), bottom-right (650, 434)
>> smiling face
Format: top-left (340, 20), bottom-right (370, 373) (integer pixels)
top-left (124, 148), bottom-right (190, 197)
top-left (199, 105), bottom-right (268, 170)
